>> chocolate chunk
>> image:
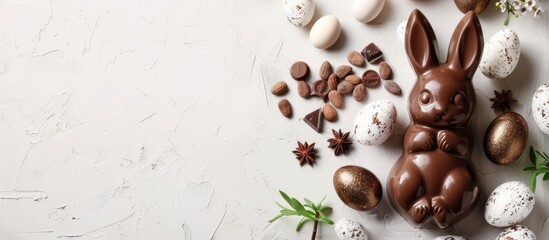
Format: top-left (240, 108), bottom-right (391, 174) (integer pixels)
top-left (312, 79), bottom-right (329, 101)
top-left (304, 108), bottom-right (323, 133)
top-left (290, 61), bottom-right (310, 80)
top-left (362, 70), bottom-right (381, 88)
top-left (361, 43), bottom-right (383, 63)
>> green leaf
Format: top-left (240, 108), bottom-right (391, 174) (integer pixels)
top-left (318, 217), bottom-right (334, 225)
top-left (535, 152), bottom-right (542, 168)
top-left (524, 166), bottom-right (537, 171)
top-left (530, 146), bottom-right (536, 165)
top-left (295, 217), bottom-right (310, 231)
top-left (279, 191), bottom-right (296, 209)
top-left (316, 195), bottom-right (327, 208)
top-left (544, 172), bottom-right (549, 181)
top-left (269, 214), bottom-right (284, 223)
top-left (291, 198), bottom-right (306, 212)
top-left (530, 172), bottom-right (538, 193)
top-left (280, 209), bottom-right (298, 215)
top-left (303, 198), bottom-right (315, 210)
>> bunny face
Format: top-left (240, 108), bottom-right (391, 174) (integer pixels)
top-left (409, 66), bottom-right (475, 128)
top-left (404, 10), bottom-right (483, 128)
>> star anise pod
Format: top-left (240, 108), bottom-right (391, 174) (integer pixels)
top-left (292, 141), bottom-right (317, 166)
top-left (489, 89), bottom-right (517, 112)
top-left (327, 129), bottom-right (352, 156)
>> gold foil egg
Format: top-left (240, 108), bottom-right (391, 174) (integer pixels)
top-left (333, 165), bottom-right (382, 211)
top-left (483, 112), bottom-right (528, 165)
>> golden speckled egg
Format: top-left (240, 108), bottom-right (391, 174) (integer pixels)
top-left (333, 165), bottom-right (382, 211)
top-left (483, 112), bottom-right (528, 165)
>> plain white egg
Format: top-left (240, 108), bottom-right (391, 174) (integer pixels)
top-left (310, 15), bottom-right (341, 49)
top-left (352, 0), bottom-right (385, 23)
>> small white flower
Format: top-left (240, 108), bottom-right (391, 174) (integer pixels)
top-left (511, 0), bottom-right (522, 10)
top-left (525, 0), bottom-right (537, 11)
top-left (520, 6), bottom-right (528, 15)
top-left (500, 1), bottom-right (509, 12)
top-left (534, 7), bottom-right (545, 17)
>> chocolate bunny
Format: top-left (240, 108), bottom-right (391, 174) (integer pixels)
top-left (387, 9), bottom-right (483, 228)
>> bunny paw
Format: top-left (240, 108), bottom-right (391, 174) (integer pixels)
top-left (432, 196), bottom-right (450, 226)
top-left (408, 131), bottom-right (436, 153)
top-left (408, 197), bottom-right (430, 224)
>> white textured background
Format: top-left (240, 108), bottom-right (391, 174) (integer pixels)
top-left (0, 0), bottom-right (548, 239)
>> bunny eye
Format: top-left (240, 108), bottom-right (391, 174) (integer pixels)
top-left (419, 91), bottom-right (431, 105)
top-left (453, 92), bottom-right (465, 107)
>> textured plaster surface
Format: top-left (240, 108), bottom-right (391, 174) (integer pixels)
top-left (0, 0), bottom-right (547, 239)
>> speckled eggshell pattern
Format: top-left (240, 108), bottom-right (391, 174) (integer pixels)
top-left (353, 100), bottom-right (396, 146)
top-left (532, 84), bottom-right (549, 135)
top-left (496, 225), bottom-right (536, 240)
top-left (396, 20), bottom-right (406, 44)
top-left (485, 181), bottom-right (535, 227)
top-left (334, 218), bottom-right (368, 240)
top-left (282, 0), bottom-right (315, 27)
top-left (479, 29), bottom-right (520, 79)
top-left (432, 236), bottom-right (467, 240)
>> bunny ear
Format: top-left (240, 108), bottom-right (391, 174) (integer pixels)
top-left (405, 9), bottom-right (439, 76)
top-left (447, 11), bottom-right (484, 79)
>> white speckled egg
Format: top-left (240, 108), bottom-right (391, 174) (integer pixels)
top-left (353, 100), bottom-right (396, 145)
top-left (352, 0), bottom-right (385, 23)
top-left (496, 225), bottom-right (536, 240)
top-left (396, 20), bottom-right (406, 44)
top-left (433, 236), bottom-right (467, 240)
top-left (310, 15), bottom-right (341, 49)
top-left (479, 29), bottom-right (520, 79)
top-left (532, 84), bottom-right (549, 135)
top-left (283, 0), bottom-right (315, 27)
top-left (485, 181), bottom-right (534, 227)
top-left (335, 218), bottom-right (367, 240)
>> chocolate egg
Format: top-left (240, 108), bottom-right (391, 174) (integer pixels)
top-left (483, 112), bottom-right (528, 165)
top-left (454, 0), bottom-right (490, 14)
top-left (333, 165), bottom-right (382, 211)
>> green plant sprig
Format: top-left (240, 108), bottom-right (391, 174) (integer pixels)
top-left (523, 146), bottom-right (549, 192)
top-left (269, 190), bottom-right (333, 240)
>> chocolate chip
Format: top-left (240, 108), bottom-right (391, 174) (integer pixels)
top-left (347, 51), bottom-right (365, 67)
top-left (298, 80), bottom-right (311, 98)
top-left (278, 99), bottom-right (292, 118)
top-left (361, 43), bottom-right (383, 63)
top-left (379, 61), bottom-right (392, 80)
top-left (319, 61), bottom-right (333, 80)
top-left (362, 70), bottom-right (380, 88)
top-left (337, 81), bottom-right (355, 95)
top-left (290, 61), bottom-right (310, 80)
top-left (335, 65), bottom-right (353, 79)
top-left (328, 73), bottom-right (339, 91)
top-left (384, 80), bottom-right (402, 95)
top-left (353, 84), bottom-right (367, 102)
